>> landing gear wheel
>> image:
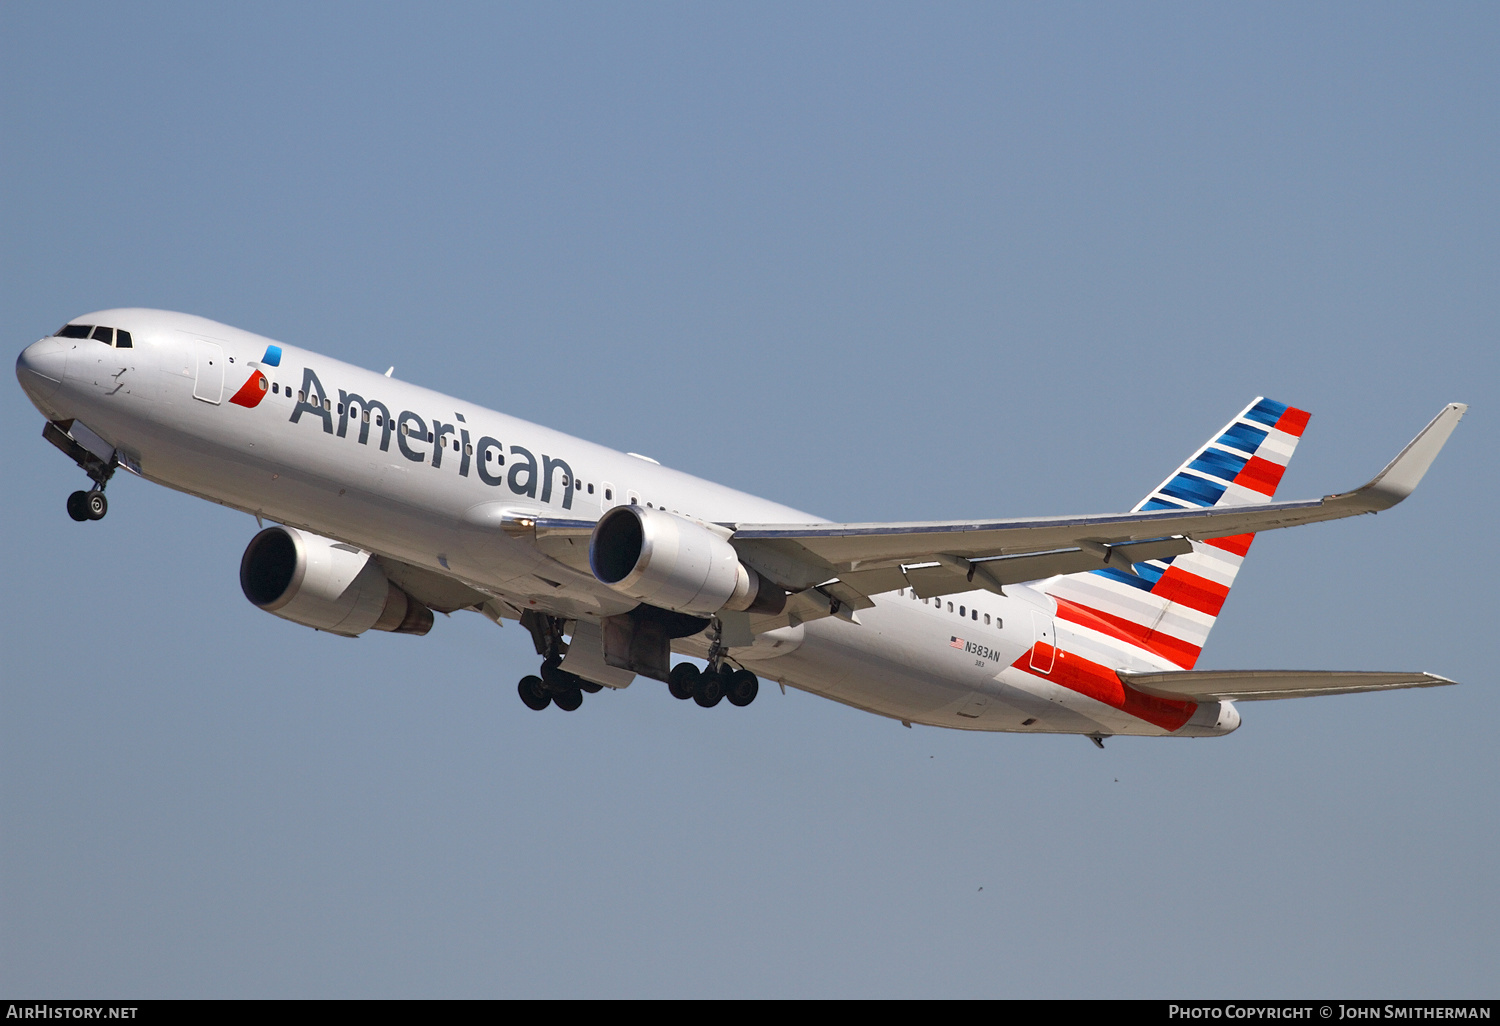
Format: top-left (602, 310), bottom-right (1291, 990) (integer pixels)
top-left (84, 490), bottom-right (107, 520)
top-left (554, 688), bottom-right (584, 712)
top-left (726, 669), bottom-right (759, 707)
top-left (693, 669), bottom-right (724, 708)
top-left (518, 675), bottom-right (551, 711)
top-left (578, 680), bottom-right (603, 694)
top-left (66, 491), bottom-right (90, 522)
top-left (668, 663), bottom-right (699, 700)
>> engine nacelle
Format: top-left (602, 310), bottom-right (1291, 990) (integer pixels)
top-left (589, 505), bottom-right (784, 617)
top-left (239, 526), bottom-right (433, 637)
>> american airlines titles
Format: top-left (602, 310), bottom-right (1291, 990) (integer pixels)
top-left (288, 367), bottom-right (577, 510)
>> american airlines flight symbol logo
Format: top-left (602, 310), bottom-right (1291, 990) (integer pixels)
top-left (227, 345), bottom-right (280, 409)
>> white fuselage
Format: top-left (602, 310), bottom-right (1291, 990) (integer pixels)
top-left (17, 309), bottom-right (1236, 737)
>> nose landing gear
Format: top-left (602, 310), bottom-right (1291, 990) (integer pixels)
top-left (42, 420), bottom-right (117, 523)
top-left (66, 489), bottom-right (108, 522)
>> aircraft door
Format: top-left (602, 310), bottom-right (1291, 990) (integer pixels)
top-left (1029, 610), bottom-right (1056, 674)
top-left (193, 340), bottom-right (225, 404)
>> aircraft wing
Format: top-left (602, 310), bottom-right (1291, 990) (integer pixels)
top-left (1118, 669), bottom-right (1457, 702)
top-left (728, 403), bottom-right (1467, 601)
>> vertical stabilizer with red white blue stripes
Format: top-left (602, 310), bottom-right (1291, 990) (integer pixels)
top-left (1041, 398), bottom-right (1312, 671)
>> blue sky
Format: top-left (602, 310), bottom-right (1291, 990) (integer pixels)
top-left (2, 2), bottom-right (1495, 997)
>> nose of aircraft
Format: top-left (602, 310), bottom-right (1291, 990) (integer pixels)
top-left (16, 337), bottom-right (67, 401)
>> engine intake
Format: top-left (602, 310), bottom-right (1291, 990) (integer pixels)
top-left (589, 505), bottom-right (784, 617)
top-left (240, 526), bottom-right (432, 636)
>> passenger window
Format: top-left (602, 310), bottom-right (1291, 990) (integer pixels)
top-left (606, 489), bottom-right (613, 500)
top-left (972, 609), bottom-right (978, 620)
top-left (947, 602), bottom-right (954, 612)
top-left (465, 442), bottom-right (473, 455)
top-left (337, 403), bottom-right (345, 415)
top-left (363, 410), bottom-right (370, 423)
top-left (91, 326), bottom-right (113, 344)
top-left (58, 324), bottom-right (92, 338)
top-left (272, 383), bottom-right (279, 394)
top-left (959, 605), bottom-right (965, 617)
top-left (984, 614), bottom-right (991, 625)
top-left (587, 484), bottom-right (594, 494)
top-left (375, 414), bottom-right (383, 426)
top-left (115, 330), bottom-right (132, 348)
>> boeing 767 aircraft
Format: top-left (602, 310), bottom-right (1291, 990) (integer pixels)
top-left (15, 310), bottom-right (1465, 742)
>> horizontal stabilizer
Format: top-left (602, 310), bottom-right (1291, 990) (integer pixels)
top-left (1119, 668), bottom-right (1456, 702)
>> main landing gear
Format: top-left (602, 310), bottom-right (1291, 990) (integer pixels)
top-left (515, 610), bottom-right (602, 713)
top-left (667, 662), bottom-right (760, 708)
top-left (517, 654), bottom-right (602, 713)
top-left (665, 614), bottom-right (759, 709)
top-left (510, 609), bottom-right (760, 713)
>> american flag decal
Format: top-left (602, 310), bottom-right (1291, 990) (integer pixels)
top-left (950, 636), bottom-right (965, 649)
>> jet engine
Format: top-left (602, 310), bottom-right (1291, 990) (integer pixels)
top-left (589, 505), bottom-right (784, 617)
top-left (239, 526), bottom-right (433, 636)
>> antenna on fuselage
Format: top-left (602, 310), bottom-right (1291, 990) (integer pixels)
top-left (385, 367), bottom-right (394, 377)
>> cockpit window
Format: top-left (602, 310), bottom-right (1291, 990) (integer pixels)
top-left (56, 323), bottom-right (133, 348)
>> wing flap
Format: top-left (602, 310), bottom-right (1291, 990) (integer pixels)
top-left (1119, 669), bottom-right (1457, 702)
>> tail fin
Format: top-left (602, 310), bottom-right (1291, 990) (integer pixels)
top-left (1042, 398), bottom-right (1311, 669)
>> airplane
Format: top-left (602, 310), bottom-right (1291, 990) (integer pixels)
top-left (15, 309), bottom-right (1466, 743)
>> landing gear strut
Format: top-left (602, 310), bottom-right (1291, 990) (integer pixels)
top-left (514, 611), bottom-right (599, 712)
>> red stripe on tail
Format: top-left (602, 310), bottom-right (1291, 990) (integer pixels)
top-left (1151, 566), bottom-right (1231, 617)
top-left (1276, 407), bottom-right (1312, 437)
top-left (1205, 533), bottom-right (1254, 557)
top-left (1233, 455), bottom-right (1287, 496)
top-left (1052, 597), bottom-right (1203, 669)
